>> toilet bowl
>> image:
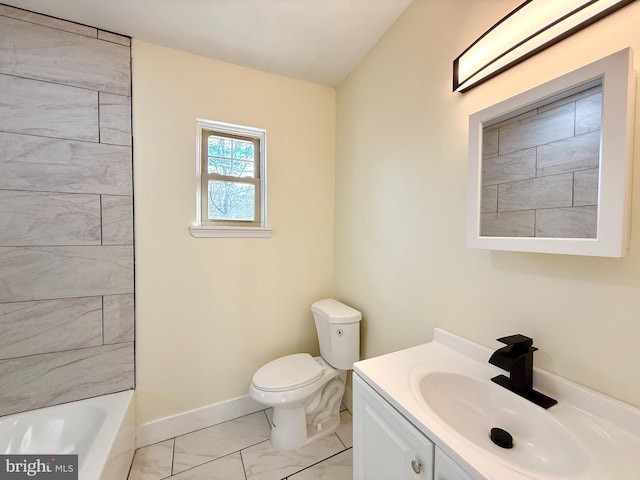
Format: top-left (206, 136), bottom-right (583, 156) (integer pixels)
top-left (249, 299), bottom-right (361, 450)
top-left (249, 354), bottom-right (346, 450)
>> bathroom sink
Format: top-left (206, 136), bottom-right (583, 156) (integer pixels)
top-left (415, 371), bottom-right (587, 475)
top-left (355, 329), bottom-right (640, 479)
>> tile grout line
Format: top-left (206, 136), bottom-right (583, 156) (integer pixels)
top-left (164, 448), bottom-right (258, 479)
top-left (170, 437), bottom-right (176, 476)
top-left (285, 443), bottom-right (352, 480)
top-left (240, 449), bottom-right (249, 480)
top-left (168, 440), bottom-right (270, 478)
top-left (170, 408), bottom-right (271, 443)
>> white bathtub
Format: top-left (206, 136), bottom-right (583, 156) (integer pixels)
top-left (0, 391), bottom-right (135, 480)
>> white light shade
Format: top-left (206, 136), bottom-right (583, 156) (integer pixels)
top-left (453, 0), bottom-right (635, 92)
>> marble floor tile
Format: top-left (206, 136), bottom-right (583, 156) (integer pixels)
top-left (172, 411), bottom-right (270, 474)
top-left (169, 452), bottom-right (245, 480)
top-left (336, 410), bottom-right (353, 448)
top-left (242, 433), bottom-right (345, 480)
top-left (287, 448), bottom-right (353, 480)
top-left (265, 407), bottom-right (274, 427)
top-left (128, 407), bottom-right (354, 480)
top-left (128, 439), bottom-right (174, 480)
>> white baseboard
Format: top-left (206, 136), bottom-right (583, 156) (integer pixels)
top-left (137, 386), bottom-right (353, 448)
top-left (136, 395), bottom-right (265, 448)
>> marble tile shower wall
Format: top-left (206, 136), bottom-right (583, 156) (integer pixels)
top-left (480, 86), bottom-right (602, 238)
top-left (0, 5), bottom-right (133, 416)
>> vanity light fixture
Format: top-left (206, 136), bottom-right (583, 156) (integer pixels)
top-left (453, 0), bottom-right (635, 92)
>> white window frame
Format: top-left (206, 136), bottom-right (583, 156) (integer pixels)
top-left (190, 119), bottom-right (271, 238)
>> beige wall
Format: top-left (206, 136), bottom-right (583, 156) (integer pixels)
top-left (132, 41), bottom-right (336, 425)
top-left (335, 0), bottom-right (640, 408)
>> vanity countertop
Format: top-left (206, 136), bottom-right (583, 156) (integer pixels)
top-left (353, 328), bottom-right (640, 480)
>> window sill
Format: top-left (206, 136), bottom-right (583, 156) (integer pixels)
top-left (189, 225), bottom-right (273, 238)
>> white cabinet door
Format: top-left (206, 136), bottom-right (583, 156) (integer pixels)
top-left (434, 447), bottom-right (475, 480)
top-left (354, 374), bottom-right (434, 480)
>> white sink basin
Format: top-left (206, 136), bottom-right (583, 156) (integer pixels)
top-left (355, 329), bottom-right (640, 479)
top-left (417, 371), bottom-right (587, 475)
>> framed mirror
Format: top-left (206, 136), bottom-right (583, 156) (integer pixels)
top-left (467, 48), bottom-right (635, 257)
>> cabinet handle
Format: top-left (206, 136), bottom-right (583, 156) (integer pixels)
top-left (411, 459), bottom-right (422, 474)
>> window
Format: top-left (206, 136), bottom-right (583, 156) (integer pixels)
top-left (191, 119), bottom-right (270, 238)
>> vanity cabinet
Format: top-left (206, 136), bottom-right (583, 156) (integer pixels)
top-left (354, 373), bottom-right (476, 480)
top-left (434, 448), bottom-right (474, 480)
top-left (354, 373), bottom-right (434, 479)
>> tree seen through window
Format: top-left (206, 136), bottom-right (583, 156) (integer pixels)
top-left (207, 135), bottom-right (256, 221)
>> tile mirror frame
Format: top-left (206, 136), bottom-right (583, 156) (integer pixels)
top-left (467, 48), bottom-right (635, 257)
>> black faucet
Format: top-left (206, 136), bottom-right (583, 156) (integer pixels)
top-left (488, 334), bottom-right (557, 409)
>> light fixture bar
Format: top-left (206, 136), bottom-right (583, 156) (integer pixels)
top-left (453, 0), bottom-right (635, 92)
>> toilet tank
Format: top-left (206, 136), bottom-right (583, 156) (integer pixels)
top-left (311, 299), bottom-right (361, 370)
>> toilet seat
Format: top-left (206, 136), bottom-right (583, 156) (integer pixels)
top-left (252, 353), bottom-right (323, 392)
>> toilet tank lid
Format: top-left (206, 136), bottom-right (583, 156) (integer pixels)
top-left (311, 299), bottom-right (362, 324)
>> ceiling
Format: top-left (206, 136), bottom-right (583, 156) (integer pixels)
top-left (1, 0), bottom-right (413, 87)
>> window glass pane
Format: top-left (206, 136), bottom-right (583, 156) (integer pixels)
top-left (232, 139), bottom-right (254, 159)
top-left (208, 136), bottom-right (232, 158)
top-left (234, 158), bottom-right (254, 177)
top-left (208, 157), bottom-right (232, 176)
top-left (207, 180), bottom-right (255, 221)
top-left (207, 135), bottom-right (255, 178)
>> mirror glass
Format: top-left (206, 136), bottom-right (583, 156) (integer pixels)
top-left (480, 79), bottom-right (602, 239)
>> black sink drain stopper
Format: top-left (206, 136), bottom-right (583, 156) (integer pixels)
top-left (490, 427), bottom-right (513, 449)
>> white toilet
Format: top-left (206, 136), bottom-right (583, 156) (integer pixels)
top-left (249, 298), bottom-right (362, 450)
